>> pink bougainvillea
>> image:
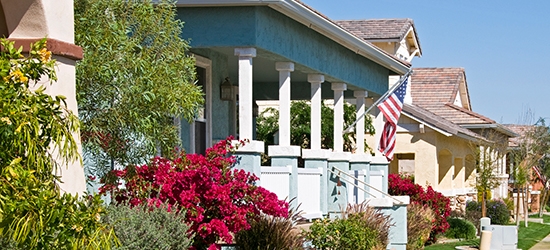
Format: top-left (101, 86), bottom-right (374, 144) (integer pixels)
top-left (388, 174), bottom-right (451, 243)
top-left (100, 137), bottom-right (289, 249)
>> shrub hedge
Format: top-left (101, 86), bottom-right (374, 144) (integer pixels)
top-left (445, 217), bottom-right (477, 240)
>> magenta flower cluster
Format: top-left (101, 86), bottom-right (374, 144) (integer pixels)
top-left (100, 137), bottom-right (289, 249)
top-left (388, 173), bottom-right (451, 243)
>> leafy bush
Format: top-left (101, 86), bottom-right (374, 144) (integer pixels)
top-left (75, 0), bottom-right (204, 175)
top-left (407, 203), bottom-right (435, 250)
top-left (388, 174), bottom-right (451, 243)
top-left (256, 101), bottom-right (375, 152)
top-left (100, 138), bottom-right (289, 249)
top-left (464, 207), bottom-right (482, 235)
top-left (445, 218), bottom-right (476, 240)
top-left (304, 203), bottom-right (391, 250)
top-left (0, 38), bottom-right (115, 249)
top-left (235, 205), bottom-right (304, 250)
top-left (466, 199), bottom-right (510, 225)
top-left (103, 202), bottom-right (193, 250)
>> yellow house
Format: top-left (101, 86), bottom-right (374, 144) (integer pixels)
top-left (339, 19), bottom-right (516, 206)
top-left (393, 68), bottom-right (516, 203)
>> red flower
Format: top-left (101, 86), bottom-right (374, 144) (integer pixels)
top-left (388, 173), bottom-right (451, 243)
top-left (100, 137), bottom-right (289, 248)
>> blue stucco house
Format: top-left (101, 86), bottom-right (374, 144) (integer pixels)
top-left (175, 1), bottom-right (411, 249)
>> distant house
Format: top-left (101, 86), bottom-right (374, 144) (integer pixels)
top-left (397, 68), bottom-right (516, 201)
top-left (340, 18), bottom-right (517, 205)
top-left (505, 124), bottom-right (544, 213)
top-left (336, 18), bottom-right (421, 63)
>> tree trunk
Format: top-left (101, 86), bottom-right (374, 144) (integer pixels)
top-left (482, 191), bottom-right (487, 217)
top-left (523, 184), bottom-right (529, 227)
top-left (516, 184), bottom-right (521, 227)
top-left (539, 187), bottom-right (547, 217)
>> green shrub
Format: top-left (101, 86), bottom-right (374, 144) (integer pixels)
top-left (464, 208), bottom-right (482, 235)
top-left (445, 218), bottom-right (476, 240)
top-left (235, 212), bottom-right (304, 250)
top-left (304, 203), bottom-right (391, 250)
top-left (103, 203), bottom-right (193, 250)
top-left (407, 203), bottom-right (435, 250)
top-left (466, 199), bottom-right (510, 225)
top-left (0, 38), bottom-right (115, 249)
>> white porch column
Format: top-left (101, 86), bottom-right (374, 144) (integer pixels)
top-left (332, 83), bottom-right (347, 152)
top-left (354, 91), bottom-right (368, 154)
top-left (308, 74), bottom-right (324, 150)
top-left (234, 48), bottom-right (256, 140)
top-left (275, 62), bottom-right (294, 146)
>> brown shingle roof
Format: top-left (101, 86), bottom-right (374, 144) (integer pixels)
top-left (435, 104), bottom-right (495, 125)
top-left (410, 68), bottom-right (465, 107)
top-left (402, 104), bottom-right (485, 141)
top-left (410, 68), bottom-right (499, 126)
top-left (335, 19), bottom-right (414, 41)
top-left (504, 124), bottom-right (534, 147)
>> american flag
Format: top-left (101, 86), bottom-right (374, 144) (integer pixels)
top-left (533, 165), bottom-right (546, 184)
top-left (378, 78), bottom-right (408, 161)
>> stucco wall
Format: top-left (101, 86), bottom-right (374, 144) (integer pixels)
top-left (191, 49), bottom-right (233, 141)
top-left (177, 6), bottom-right (390, 95)
top-left (370, 115), bottom-right (477, 194)
top-left (179, 48), bottom-right (233, 152)
top-left (435, 132), bottom-right (476, 193)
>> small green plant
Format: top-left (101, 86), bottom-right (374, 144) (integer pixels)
top-left (445, 218), bottom-right (476, 240)
top-left (407, 203), bottom-right (435, 250)
top-left (235, 204), bottom-right (304, 250)
top-left (103, 202), bottom-right (193, 250)
top-left (304, 203), bottom-right (391, 250)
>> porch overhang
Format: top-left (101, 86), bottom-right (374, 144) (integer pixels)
top-left (460, 124), bottom-right (519, 138)
top-left (176, 0), bottom-right (409, 75)
top-left (176, 0), bottom-right (410, 96)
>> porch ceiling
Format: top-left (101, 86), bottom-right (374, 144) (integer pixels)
top-left (179, 5), bottom-right (408, 98)
top-left (210, 47), bottom-right (371, 101)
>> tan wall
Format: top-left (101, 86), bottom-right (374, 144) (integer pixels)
top-left (371, 114), bottom-right (478, 195)
top-left (434, 132), bottom-right (476, 193)
top-left (371, 42), bottom-right (396, 55)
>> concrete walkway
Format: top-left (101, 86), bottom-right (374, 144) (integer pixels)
top-left (530, 232), bottom-right (550, 249)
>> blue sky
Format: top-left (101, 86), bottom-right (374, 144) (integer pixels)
top-left (306, 0), bottom-right (550, 125)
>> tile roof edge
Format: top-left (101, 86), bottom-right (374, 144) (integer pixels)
top-left (402, 104), bottom-right (483, 141)
top-left (444, 103), bottom-right (496, 124)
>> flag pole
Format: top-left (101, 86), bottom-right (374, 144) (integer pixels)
top-left (343, 70), bottom-right (413, 134)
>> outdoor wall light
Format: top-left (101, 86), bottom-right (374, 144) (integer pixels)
top-left (220, 77), bottom-right (233, 101)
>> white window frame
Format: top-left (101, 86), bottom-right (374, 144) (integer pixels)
top-left (189, 54), bottom-right (212, 153)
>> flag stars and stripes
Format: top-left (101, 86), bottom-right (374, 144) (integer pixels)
top-left (377, 78), bottom-right (408, 161)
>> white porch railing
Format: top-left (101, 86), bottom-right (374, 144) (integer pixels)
top-left (260, 165), bottom-right (323, 219)
top-left (297, 168), bottom-right (323, 219)
top-left (329, 167), bottom-right (404, 205)
top-left (260, 166), bottom-right (291, 201)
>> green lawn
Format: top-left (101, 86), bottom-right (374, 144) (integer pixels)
top-left (424, 221), bottom-right (550, 250)
top-left (517, 222), bottom-right (550, 250)
top-left (424, 239), bottom-right (478, 250)
top-left (529, 213), bottom-right (550, 223)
